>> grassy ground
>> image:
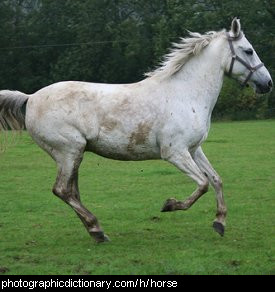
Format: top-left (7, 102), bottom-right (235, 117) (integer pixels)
top-left (0, 120), bottom-right (274, 275)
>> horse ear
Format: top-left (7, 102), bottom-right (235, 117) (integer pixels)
top-left (231, 18), bottom-right (241, 37)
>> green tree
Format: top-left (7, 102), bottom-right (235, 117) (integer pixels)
top-left (0, 0), bottom-right (274, 119)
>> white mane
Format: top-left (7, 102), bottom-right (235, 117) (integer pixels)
top-left (146, 30), bottom-right (226, 79)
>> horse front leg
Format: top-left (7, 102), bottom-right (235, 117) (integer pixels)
top-left (193, 147), bottom-right (227, 236)
top-left (161, 150), bottom-right (209, 212)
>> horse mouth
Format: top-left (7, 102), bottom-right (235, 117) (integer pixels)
top-left (254, 81), bottom-right (273, 94)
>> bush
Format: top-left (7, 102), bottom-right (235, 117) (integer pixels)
top-left (213, 77), bottom-right (269, 121)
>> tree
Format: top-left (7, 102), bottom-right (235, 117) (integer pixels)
top-left (0, 0), bottom-right (274, 119)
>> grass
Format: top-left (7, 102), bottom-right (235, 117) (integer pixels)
top-left (0, 120), bottom-right (274, 275)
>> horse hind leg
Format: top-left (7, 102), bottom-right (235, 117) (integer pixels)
top-left (52, 148), bottom-right (109, 243)
top-left (54, 167), bottom-right (89, 232)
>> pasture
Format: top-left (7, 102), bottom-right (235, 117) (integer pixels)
top-left (0, 120), bottom-right (274, 275)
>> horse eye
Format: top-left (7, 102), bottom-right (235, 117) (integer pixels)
top-left (244, 48), bottom-right (253, 56)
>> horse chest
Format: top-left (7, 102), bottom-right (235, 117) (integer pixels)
top-left (189, 114), bottom-right (210, 147)
top-left (167, 108), bottom-right (210, 150)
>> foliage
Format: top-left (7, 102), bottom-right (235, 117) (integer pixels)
top-left (214, 78), bottom-right (269, 120)
top-left (0, 0), bottom-right (274, 119)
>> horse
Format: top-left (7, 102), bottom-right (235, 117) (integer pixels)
top-left (0, 18), bottom-right (272, 243)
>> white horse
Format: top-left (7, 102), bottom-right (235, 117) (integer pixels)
top-left (0, 19), bottom-right (272, 243)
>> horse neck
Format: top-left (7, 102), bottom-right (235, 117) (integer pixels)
top-left (169, 37), bottom-right (226, 111)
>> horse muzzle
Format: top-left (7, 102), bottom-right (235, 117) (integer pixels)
top-left (254, 79), bottom-right (273, 94)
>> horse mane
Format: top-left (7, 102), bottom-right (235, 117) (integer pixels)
top-left (145, 30), bottom-right (226, 79)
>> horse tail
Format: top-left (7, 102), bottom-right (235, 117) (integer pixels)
top-left (0, 90), bottom-right (29, 131)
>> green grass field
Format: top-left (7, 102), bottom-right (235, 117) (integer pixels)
top-left (0, 120), bottom-right (274, 275)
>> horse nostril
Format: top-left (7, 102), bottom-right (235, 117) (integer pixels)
top-left (268, 79), bottom-right (273, 88)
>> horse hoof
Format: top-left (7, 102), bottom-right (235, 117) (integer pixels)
top-left (92, 231), bottom-right (110, 243)
top-left (213, 221), bottom-right (225, 237)
top-left (103, 234), bottom-right (110, 242)
top-left (161, 198), bottom-right (178, 212)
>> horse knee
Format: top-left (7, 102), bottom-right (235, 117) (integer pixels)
top-left (213, 176), bottom-right (223, 191)
top-left (199, 179), bottom-right (209, 193)
top-left (52, 184), bottom-right (70, 201)
top-left (52, 185), bottom-right (62, 198)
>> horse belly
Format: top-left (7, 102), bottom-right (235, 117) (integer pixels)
top-left (86, 130), bottom-right (160, 161)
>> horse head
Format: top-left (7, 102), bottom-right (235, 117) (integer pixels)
top-left (225, 18), bottom-right (273, 94)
